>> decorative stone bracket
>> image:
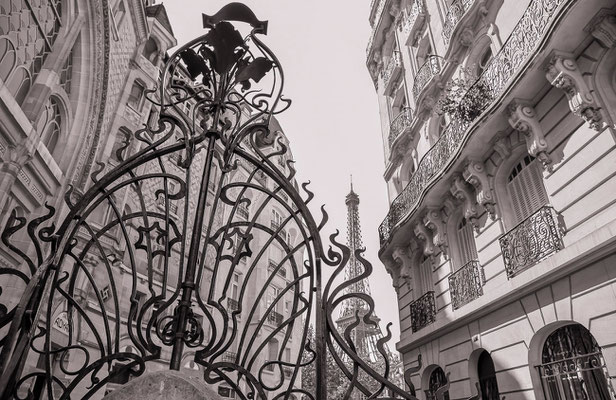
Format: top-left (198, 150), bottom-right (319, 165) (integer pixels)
top-left (507, 100), bottom-right (553, 171)
top-left (423, 207), bottom-right (449, 257)
top-left (545, 53), bottom-right (603, 131)
top-left (450, 175), bottom-right (480, 232)
top-left (392, 243), bottom-right (415, 289)
top-left (463, 159), bottom-right (496, 220)
top-left (414, 222), bottom-right (435, 256)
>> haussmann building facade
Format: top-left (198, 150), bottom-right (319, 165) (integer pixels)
top-left (366, 0), bottom-right (616, 399)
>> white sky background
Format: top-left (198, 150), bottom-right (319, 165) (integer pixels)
top-left (164, 1), bottom-right (401, 345)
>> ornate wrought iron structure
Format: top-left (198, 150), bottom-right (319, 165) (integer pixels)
top-left (388, 107), bottom-right (414, 150)
top-left (379, 0), bottom-right (572, 246)
top-left (499, 206), bottom-right (563, 278)
top-left (411, 55), bottom-right (442, 101)
top-left (0, 4), bottom-right (424, 399)
top-left (409, 291), bottom-right (435, 333)
top-left (448, 260), bottom-right (485, 310)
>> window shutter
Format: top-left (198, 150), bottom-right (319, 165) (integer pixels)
top-left (418, 257), bottom-right (433, 295)
top-left (508, 158), bottom-right (548, 224)
top-left (457, 219), bottom-right (478, 267)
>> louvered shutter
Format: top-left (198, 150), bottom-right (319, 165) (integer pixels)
top-left (508, 158), bottom-right (548, 224)
top-left (418, 257), bottom-right (434, 295)
top-left (457, 219), bottom-right (478, 267)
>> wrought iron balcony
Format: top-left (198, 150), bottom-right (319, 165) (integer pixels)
top-left (283, 366), bottom-right (293, 378)
top-left (228, 298), bottom-right (239, 311)
top-left (410, 291), bottom-right (436, 333)
top-left (267, 310), bottom-right (284, 327)
top-left (449, 260), bottom-right (485, 310)
top-left (399, 0), bottom-right (426, 45)
top-left (499, 206), bottom-right (563, 278)
top-left (388, 107), bottom-right (414, 150)
top-left (379, 0), bottom-right (566, 246)
top-left (237, 205), bottom-right (249, 219)
top-left (412, 56), bottom-right (443, 100)
top-left (268, 259), bottom-right (287, 278)
top-left (222, 351), bottom-right (237, 363)
top-left (382, 51), bottom-right (402, 94)
top-left (442, 0), bottom-right (474, 44)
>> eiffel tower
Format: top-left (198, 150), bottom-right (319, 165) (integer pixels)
top-left (336, 180), bottom-right (389, 362)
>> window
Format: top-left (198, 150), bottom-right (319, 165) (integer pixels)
top-left (127, 81), bottom-right (145, 110)
top-left (142, 38), bottom-right (159, 64)
top-left (538, 324), bottom-right (613, 399)
top-left (271, 209), bottom-right (283, 230)
top-left (476, 47), bottom-right (493, 77)
top-left (478, 351), bottom-right (500, 399)
top-left (507, 155), bottom-right (548, 224)
top-left (230, 272), bottom-right (240, 302)
top-left (265, 338), bottom-right (279, 371)
top-left (113, 0), bottom-right (126, 27)
top-left (455, 218), bottom-right (478, 267)
top-left (40, 98), bottom-right (62, 157)
top-left (416, 256), bottom-right (433, 296)
top-left (100, 285), bottom-right (111, 302)
top-left (426, 367), bottom-right (449, 400)
top-left (217, 386), bottom-right (235, 398)
top-left (266, 286), bottom-right (281, 312)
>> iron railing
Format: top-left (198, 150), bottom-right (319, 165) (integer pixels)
top-left (410, 291), bottom-right (436, 333)
top-left (382, 51), bottom-right (402, 90)
top-left (379, 0), bottom-right (568, 245)
top-left (412, 55), bottom-right (443, 100)
top-left (449, 260), bottom-right (485, 310)
top-left (267, 311), bottom-right (284, 327)
top-left (442, 0), bottom-right (474, 44)
top-left (388, 107), bottom-right (414, 150)
top-left (222, 351), bottom-right (237, 363)
top-left (400, 0), bottom-right (425, 41)
top-left (367, 0), bottom-right (389, 56)
top-left (499, 206), bottom-right (563, 278)
top-left (228, 298), bottom-right (240, 312)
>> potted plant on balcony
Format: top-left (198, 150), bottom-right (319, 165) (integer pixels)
top-left (436, 68), bottom-right (490, 123)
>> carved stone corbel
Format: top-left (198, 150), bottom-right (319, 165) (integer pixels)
top-left (545, 54), bottom-right (603, 131)
top-left (492, 133), bottom-right (511, 160)
top-left (392, 245), bottom-right (413, 289)
top-left (507, 100), bottom-right (553, 171)
top-left (587, 12), bottom-right (616, 48)
top-left (423, 208), bottom-right (448, 257)
top-left (459, 28), bottom-right (474, 47)
top-left (450, 175), bottom-right (480, 232)
top-left (463, 159), bottom-right (496, 220)
top-left (413, 222), bottom-right (435, 256)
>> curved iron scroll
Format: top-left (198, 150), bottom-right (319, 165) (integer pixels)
top-left (0, 5), bottom-right (418, 400)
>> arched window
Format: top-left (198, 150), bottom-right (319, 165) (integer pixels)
top-left (127, 80), bottom-right (145, 110)
top-left (478, 351), bottom-right (500, 399)
top-left (425, 367), bottom-right (449, 400)
top-left (455, 217), bottom-right (478, 268)
top-left (476, 47), bottom-right (493, 77)
top-left (507, 155), bottom-right (548, 224)
top-left (142, 38), bottom-right (159, 64)
top-left (538, 324), bottom-right (613, 399)
top-left (39, 97), bottom-right (63, 160)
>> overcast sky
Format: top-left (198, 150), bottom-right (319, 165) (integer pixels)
top-left (164, 1), bottom-right (401, 345)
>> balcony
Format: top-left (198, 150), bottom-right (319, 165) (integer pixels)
top-left (267, 311), bottom-right (283, 327)
top-left (237, 205), bottom-right (249, 219)
top-left (410, 291), bottom-right (436, 333)
top-left (283, 366), bottom-right (293, 378)
top-left (412, 56), bottom-right (443, 101)
top-left (379, 0), bottom-right (568, 246)
top-left (228, 298), bottom-right (239, 312)
top-left (382, 51), bottom-right (402, 95)
top-left (222, 351), bottom-right (237, 363)
top-left (388, 107), bottom-right (414, 150)
top-left (268, 259), bottom-right (287, 278)
top-left (499, 206), bottom-right (563, 278)
top-left (399, 0), bottom-right (426, 46)
top-left (442, 0), bottom-right (474, 44)
top-left (449, 260), bottom-right (485, 310)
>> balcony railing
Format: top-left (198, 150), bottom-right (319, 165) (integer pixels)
top-left (442, 0), bottom-right (474, 44)
top-left (382, 51), bottom-right (402, 93)
top-left (228, 298), bottom-right (239, 311)
top-left (268, 259), bottom-right (287, 278)
top-left (388, 107), bottom-right (414, 150)
top-left (400, 0), bottom-right (425, 44)
top-left (222, 351), bottom-right (237, 363)
top-left (499, 206), bottom-right (563, 278)
top-left (283, 366), bottom-right (293, 378)
top-left (412, 56), bottom-right (443, 100)
top-left (410, 291), bottom-right (436, 333)
top-left (449, 260), bottom-right (485, 310)
top-left (267, 311), bottom-right (283, 327)
top-left (237, 205), bottom-right (249, 219)
top-left (379, 0), bottom-right (567, 246)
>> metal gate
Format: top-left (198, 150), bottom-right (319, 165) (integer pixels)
top-left (0, 4), bottom-right (431, 399)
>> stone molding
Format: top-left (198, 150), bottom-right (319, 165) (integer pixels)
top-left (545, 53), bottom-right (603, 131)
top-left (414, 222), bottom-right (435, 256)
top-left (423, 207), bottom-right (448, 257)
top-left (450, 175), bottom-right (480, 232)
top-left (507, 100), bottom-right (552, 171)
top-left (463, 159), bottom-right (496, 220)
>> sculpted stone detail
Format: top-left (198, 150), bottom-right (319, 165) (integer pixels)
top-left (414, 222), bottom-right (435, 256)
top-left (460, 28), bottom-right (474, 47)
top-left (492, 134), bottom-right (511, 160)
top-left (507, 100), bottom-right (553, 171)
top-left (423, 208), bottom-right (448, 257)
top-left (450, 175), bottom-right (480, 232)
top-left (392, 245), bottom-right (413, 289)
top-left (586, 11), bottom-right (616, 48)
top-left (545, 54), bottom-right (603, 131)
top-left (463, 159), bottom-right (496, 220)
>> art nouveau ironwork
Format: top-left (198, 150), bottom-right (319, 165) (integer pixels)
top-left (0, 3), bottom-right (435, 399)
top-left (448, 260), bottom-right (485, 310)
top-left (379, 0), bottom-right (570, 246)
top-left (388, 107), bottom-right (414, 150)
top-left (499, 206), bottom-right (563, 278)
top-left (409, 291), bottom-right (435, 333)
top-left (412, 55), bottom-right (442, 101)
top-left (442, 0), bottom-right (474, 44)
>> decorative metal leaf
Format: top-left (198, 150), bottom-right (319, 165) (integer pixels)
top-left (236, 57), bottom-right (274, 90)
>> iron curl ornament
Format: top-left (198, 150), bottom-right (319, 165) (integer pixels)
top-left (0, 4), bottom-right (427, 399)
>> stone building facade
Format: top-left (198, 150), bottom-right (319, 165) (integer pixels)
top-left (1, 1), bottom-right (303, 398)
top-left (367, 0), bottom-right (616, 399)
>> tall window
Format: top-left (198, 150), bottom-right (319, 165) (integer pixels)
top-left (416, 256), bottom-right (433, 296)
top-left (455, 218), bottom-right (478, 268)
top-left (538, 324), bottom-right (613, 399)
top-left (425, 367), bottom-right (449, 400)
top-left (507, 155), bottom-right (548, 224)
top-left (476, 47), bottom-right (493, 77)
top-left (40, 97), bottom-right (63, 157)
top-left (478, 351), bottom-right (500, 400)
top-left (127, 81), bottom-right (145, 110)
